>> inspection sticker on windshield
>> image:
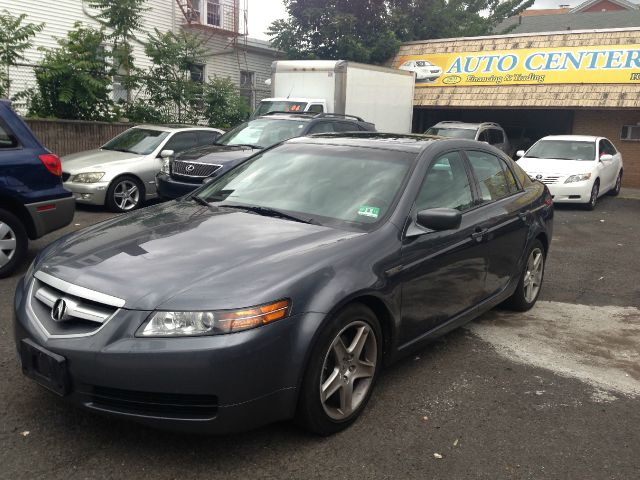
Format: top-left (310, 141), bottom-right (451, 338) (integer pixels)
top-left (358, 206), bottom-right (380, 218)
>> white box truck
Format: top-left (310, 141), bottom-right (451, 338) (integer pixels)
top-left (255, 60), bottom-right (416, 133)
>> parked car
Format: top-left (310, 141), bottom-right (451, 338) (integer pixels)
top-left (516, 135), bottom-right (623, 210)
top-left (156, 112), bottom-right (375, 199)
top-left (399, 59), bottom-right (443, 82)
top-left (0, 99), bottom-right (74, 278)
top-left (425, 121), bottom-right (511, 155)
top-left (61, 125), bottom-right (224, 213)
top-left (15, 133), bottom-right (553, 435)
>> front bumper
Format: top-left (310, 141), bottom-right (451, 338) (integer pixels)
top-left (63, 180), bottom-right (110, 206)
top-left (13, 274), bottom-right (325, 433)
top-left (156, 172), bottom-right (200, 199)
top-left (25, 196), bottom-right (75, 239)
top-left (546, 181), bottom-right (592, 203)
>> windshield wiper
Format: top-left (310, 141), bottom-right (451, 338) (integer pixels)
top-left (229, 143), bottom-right (262, 149)
top-left (222, 204), bottom-right (316, 225)
top-left (103, 147), bottom-right (130, 153)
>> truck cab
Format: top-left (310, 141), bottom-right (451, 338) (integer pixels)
top-left (253, 98), bottom-right (327, 117)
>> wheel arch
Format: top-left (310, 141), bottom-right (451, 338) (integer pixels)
top-left (0, 194), bottom-right (37, 239)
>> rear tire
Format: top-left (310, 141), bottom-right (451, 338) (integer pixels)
top-left (608, 170), bottom-right (622, 196)
top-left (504, 240), bottom-right (546, 312)
top-left (0, 209), bottom-right (28, 279)
top-left (296, 303), bottom-right (382, 436)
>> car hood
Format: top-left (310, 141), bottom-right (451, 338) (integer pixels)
top-left (177, 145), bottom-right (260, 165)
top-left (61, 149), bottom-right (144, 173)
top-left (518, 157), bottom-right (596, 175)
top-left (36, 201), bottom-right (361, 311)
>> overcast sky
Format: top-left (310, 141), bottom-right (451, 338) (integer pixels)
top-left (246, 0), bottom-right (579, 40)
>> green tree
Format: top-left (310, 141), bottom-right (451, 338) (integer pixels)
top-left (269, 0), bottom-right (534, 64)
top-left (0, 10), bottom-right (44, 97)
top-left (142, 29), bottom-right (207, 124)
top-left (202, 78), bottom-right (250, 129)
top-left (28, 24), bottom-right (114, 120)
top-left (88, 0), bottom-right (148, 101)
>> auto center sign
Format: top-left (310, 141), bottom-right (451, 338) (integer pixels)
top-left (397, 44), bottom-right (640, 87)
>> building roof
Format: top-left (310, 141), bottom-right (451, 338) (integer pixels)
top-left (519, 8), bottom-right (571, 16)
top-left (570, 0), bottom-right (639, 12)
top-left (497, 9), bottom-right (640, 33)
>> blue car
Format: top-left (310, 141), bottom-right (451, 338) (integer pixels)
top-left (0, 100), bottom-right (75, 277)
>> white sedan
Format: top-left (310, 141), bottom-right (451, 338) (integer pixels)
top-left (399, 60), bottom-right (443, 82)
top-left (516, 135), bottom-right (623, 210)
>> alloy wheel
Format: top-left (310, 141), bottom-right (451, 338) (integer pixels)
top-left (113, 180), bottom-right (140, 211)
top-left (320, 320), bottom-right (378, 421)
top-left (523, 247), bottom-right (544, 304)
top-left (0, 221), bottom-right (17, 269)
top-left (590, 182), bottom-right (599, 208)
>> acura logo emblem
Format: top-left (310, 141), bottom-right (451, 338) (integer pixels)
top-left (186, 164), bottom-right (196, 172)
top-left (536, 174), bottom-right (543, 180)
top-left (51, 298), bottom-right (68, 322)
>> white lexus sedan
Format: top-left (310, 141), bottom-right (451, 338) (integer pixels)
top-left (516, 135), bottom-right (623, 210)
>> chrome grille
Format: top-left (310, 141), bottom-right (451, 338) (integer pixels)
top-left (28, 271), bottom-right (122, 338)
top-left (172, 161), bottom-right (222, 178)
top-left (541, 176), bottom-right (561, 185)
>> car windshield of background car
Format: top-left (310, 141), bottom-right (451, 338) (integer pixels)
top-left (102, 129), bottom-right (170, 155)
top-left (526, 140), bottom-right (596, 161)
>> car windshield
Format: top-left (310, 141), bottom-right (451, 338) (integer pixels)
top-left (102, 128), bottom-right (170, 155)
top-left (415, 61), bottom-right (432, 67)
top-left (425, 127), bottom-right (476, 140)
top-left (216, 118), bottom-right (309, 149)
top-left (525, 140), bottom-right (596, 161)
top-left (195, 143), bottom-right (416, 231)
top-left (253, 101), bottom-right (308, 116)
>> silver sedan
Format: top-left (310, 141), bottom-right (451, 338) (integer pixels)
top-left (61, 125), bottom-right (224, 212)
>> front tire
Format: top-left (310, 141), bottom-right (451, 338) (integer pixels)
top-left (0, 209), bottom-right (28, 278)
top-left (585, 180), bottom-right (599, 210)
top-left (504, 240), bottom-right (546, 312)
top-left (296, 303), bottom-right (382, 436)
top-left (106, 176), bottom-right (144, 213)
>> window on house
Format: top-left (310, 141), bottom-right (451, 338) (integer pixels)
top-left (621, 125), bottom-right (640, 141)
top-left (190, 64), bottom-right (205, 83)
top-left (240, 70), bottom-right (255, 110)
top-left (190, 0), bottom-right (202, 22)
top-left (206, 0), bottom-right (221, 26)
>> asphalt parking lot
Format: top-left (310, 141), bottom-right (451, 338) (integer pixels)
top-left (1, 194), bottom-right (639, 480)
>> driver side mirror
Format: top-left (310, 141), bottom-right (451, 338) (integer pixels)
top-left (599, 154), bottom-right (613, 162)
top-left (516, 150), bottom-right (525, 158)
top-left (160, 149), bottom-right (175, 159)
top-left (416, 208), bottom-right (462, 231)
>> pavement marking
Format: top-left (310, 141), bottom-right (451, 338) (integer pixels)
top-left (468, 301), bottom-right (640, 399)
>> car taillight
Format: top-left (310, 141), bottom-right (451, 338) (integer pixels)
top-left (39, 153), bottom-right (62, 177)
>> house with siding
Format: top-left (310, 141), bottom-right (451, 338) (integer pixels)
top-left (3, 0), bottom-right (282, 110)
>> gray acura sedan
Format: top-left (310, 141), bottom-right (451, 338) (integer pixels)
top-left (14, 134), bottom-right (553, 435)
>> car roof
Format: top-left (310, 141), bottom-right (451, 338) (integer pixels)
top-left (431, 121), bottom-right (502, 130)
top-left (133, 124), bottom-right (223, 133)
top-left (539, 135), bottom-right (599, 142)
top-left (288, 132), bottom-right (442, 153)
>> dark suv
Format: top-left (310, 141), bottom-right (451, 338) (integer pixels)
top-left (156, 112), bottom-right (376, 199)
top-left (0, 100), bottom-right (74, 277)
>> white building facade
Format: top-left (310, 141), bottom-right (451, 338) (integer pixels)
top-left (4, 0), bottom-right (281, 109)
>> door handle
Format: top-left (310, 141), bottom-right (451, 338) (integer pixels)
top-left (471, 227), bottom-right (488, 243)
top-left (518, 211), bottom-right (531, 222)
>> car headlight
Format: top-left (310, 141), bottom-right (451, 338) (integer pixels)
top-left (564, 173), bottom-right (592, 183)
top-left (72, 172), bottom-right (105, 183)
top-left (136, 299), bottom-right (290, 337)
top-left (161, 158), bottom-right (171, 174)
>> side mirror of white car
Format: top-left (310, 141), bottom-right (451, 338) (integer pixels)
top-left (160, 149), bottom-right (175, 159)
top-left (516, 150), bottom-right (525, 158)
top-left (599, 154), bottom-right (613, 162)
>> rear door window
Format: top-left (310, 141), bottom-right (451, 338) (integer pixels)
top-left (466, 150), bottom-right (513, 203)
top-left (0, 121), bottom-right (19, 149)
top-left (164, 131), bottom-right (199, 153)
top-left (477, 130), bottom-right (489, 142)
top-left (488, 129), bottom-right (504, 145)
top-left (333, 122), bottom-right (361, 133)
top-left (308, 122), bottom-right (338, 134)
